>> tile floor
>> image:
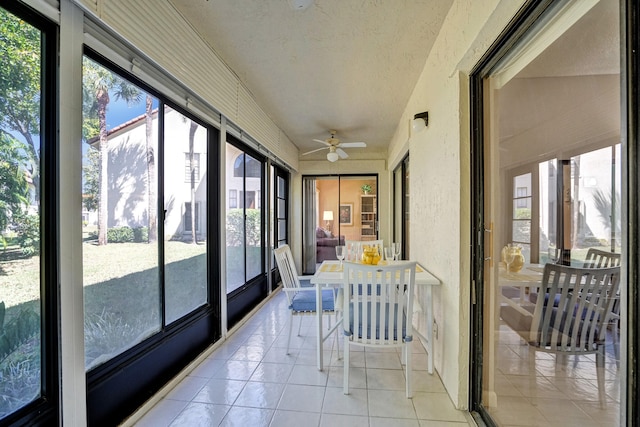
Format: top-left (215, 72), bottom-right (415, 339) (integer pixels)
top-left (132, 290), bottom-right (473, 427)
top-left (488, 320), bottom-right (621, 427)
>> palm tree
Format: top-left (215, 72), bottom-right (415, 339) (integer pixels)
top-left (0, 9), bottom-right (42, 205)
top-left (188, 121), bottom-right (198, 244)
top-left (0, 133), bottom-right (29, 234)
top-left (83, 57), bottom-right (141, 245)
top-left (145, 95), bottom-right (157, 242)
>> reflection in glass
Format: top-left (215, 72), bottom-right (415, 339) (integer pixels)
top-left (482, 0), bottom-right (622, 425)
top-left (82, 57), bottom-right (160, 370)
top-left (164, 106), bottom-right (208, 324)
top-left (0, 7), bottom-right (42, 417)
top-left (226, 145), bottom-right (264, 293)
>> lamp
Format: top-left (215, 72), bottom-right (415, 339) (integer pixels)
top-left (323, 210), bottom-right (334, 231)
top-left (327, 147), bottom-right (339, 162)
top-left (412, 111), bottom-right (429, 133)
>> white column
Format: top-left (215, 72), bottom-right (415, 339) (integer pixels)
top-left (59, 0), bottom-right (87, 425)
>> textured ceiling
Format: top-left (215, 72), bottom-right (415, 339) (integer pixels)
top-left (168, 0), bottom-right (454, 159)
top-left (167, 0), bottom-right (618, 162)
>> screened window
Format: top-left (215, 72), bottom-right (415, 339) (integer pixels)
top-left (229, 189), bottom-right (237, 208)
top-left (0, 5), bottom-right (57, 422)
top-left (226, 143), bottom-right (264, 294)
top-left (184, 152), bottom-right (200, 182)
top-left (234, 153), bottom-right (261, 177)
top-left (183, 202), bottom-right (200, 232)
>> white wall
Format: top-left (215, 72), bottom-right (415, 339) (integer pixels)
top-left (387, 0), bottom-right (527, 408)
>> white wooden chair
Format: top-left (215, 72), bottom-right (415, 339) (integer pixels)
top-left (501, 263), bottom-right (620, 407)
top-left (582, 248), bottom-right (621, 363)
top-left (274, 245), bottom-right (340, 355)
top-left (582, 248), bottom-right (621, 268)
top-left (342, 261), bottom-right (417, 397)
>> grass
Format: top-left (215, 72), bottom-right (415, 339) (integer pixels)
top-left (1, 239), bottom-right (209, 374)
top-left (1, 224), bottom-right (261, 415)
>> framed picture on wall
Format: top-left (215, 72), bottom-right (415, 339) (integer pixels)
top-left (339, 203), bottom-right (353, 225)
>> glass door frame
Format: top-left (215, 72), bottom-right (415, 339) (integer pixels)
top-left (225, 136), bottom-right (268, 328)
top-left (393, 154), bottom-right (410, 260)
top-left (301, 174), bottom-right (379, 275)
top-left (0, 2), bottom-right (60, 425)
top-left (469, 0), bottom-right (640, 425)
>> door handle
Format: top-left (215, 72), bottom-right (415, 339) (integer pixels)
top-left (484, 222), bottom-right (493, 267)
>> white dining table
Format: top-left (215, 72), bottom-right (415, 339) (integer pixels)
top-left (498, 263), bottom-right (544, 316)
top-left (310, 260), bottom-right (441, 373)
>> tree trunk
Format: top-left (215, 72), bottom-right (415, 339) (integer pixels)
top-left (18, 130), bottom-right (40, 207)
top-left (189, 121), bottom-right (198, 244)
top-left (97, 89), bottom-right (110, 246)
top-left (145, 96), bottom-right (157, 242)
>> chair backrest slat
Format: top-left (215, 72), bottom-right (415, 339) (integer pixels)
top-left (343, 262), bottom-right (416, 346)
top-left (531, 263), bottom-right (620, 353)
top-left (583, 248), bottom-right (621, 268)
top-left (274, 245), bottom-right (302, 304)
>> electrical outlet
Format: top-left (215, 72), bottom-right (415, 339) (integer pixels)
top-left (433, 320), bottom-right (438, 339)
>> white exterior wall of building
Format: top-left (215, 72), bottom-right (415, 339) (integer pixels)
top-left (98, 108), bottom-right (208, 239)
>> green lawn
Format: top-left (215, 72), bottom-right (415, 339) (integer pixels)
top-left (1, 240), bottom-right (208, 371)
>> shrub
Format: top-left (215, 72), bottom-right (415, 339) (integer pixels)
top-left (90, 226), bottom-right (150, 243)
top-left (0, 307), bottom-right (40, 363)
top-left (132, 226), bottom-right (148, 243)
top-left (226, 209), bottom-right (261, 246)
top-left (0, 350), bottom-right (40, 418)
top-left (12, 213), bottom-right (39, 256)
top-left (84, 308), bottom-right (158, 370)
top-left (107, 226), bottom-right (134, 243)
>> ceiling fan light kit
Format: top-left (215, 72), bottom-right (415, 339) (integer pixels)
top-left (302, 130), bottom-right (367, 162)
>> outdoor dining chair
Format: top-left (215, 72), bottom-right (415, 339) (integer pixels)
top-left (342, 261), bottom-right (417, 397)
top-left (583, 248), bottom-right (621, 363)
top-left (582, 248), bottom-right (621, 268)
top-left (500, 263), bottom-right (620, 407)
top-left (274, 244), bottom-right (341, 355)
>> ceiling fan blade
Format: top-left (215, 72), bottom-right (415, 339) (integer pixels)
top-left (338, 142), bottom-right (366, 148)
top-left (336, 148), bottom-right (349, 159)
top-left (302, 147), bottom-right (329, 156)
top-left (312, 139), bottom-right (331, 146)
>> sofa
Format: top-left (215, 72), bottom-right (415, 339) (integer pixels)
top-left (315, 227), bottom-right (345, 262)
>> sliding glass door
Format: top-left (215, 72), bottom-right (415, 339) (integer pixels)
top-left (471, 1), bottom-right (628, 425)
top-left (225, 138), bottom-right (267, 327)
top-left (302, 174), bottom-right (377, 274)
top-left (393, 155), bottom-right (410, 260)
top-left (271, 165), bottom-right (289, 291)
top-left (82, 51), bottom-right (219, 425)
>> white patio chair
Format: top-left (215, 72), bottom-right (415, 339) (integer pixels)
top-left (501, 263), bottom-right (620, 407)
top-left (582, 248), bottom-right (621, 268)
top-left (274, 244), bottom-right (341, 355)
top-left (582, 248), bottom-right (621, 364)
top-left (342, 261), bottom-right (417, 397)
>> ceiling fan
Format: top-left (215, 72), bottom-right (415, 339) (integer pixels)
top-left (301, 130), bottom-right (367, 162)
